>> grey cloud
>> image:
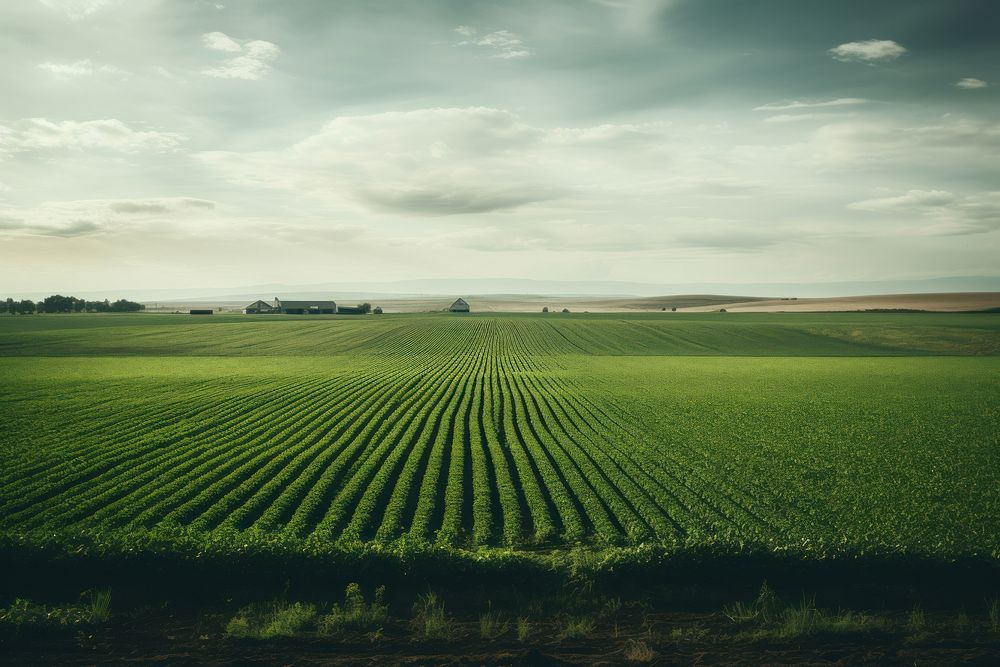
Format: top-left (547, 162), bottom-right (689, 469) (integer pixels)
top-left (46, 220), bottom-right (101, 237)
top-left (110, 202), bottom-right (169, 214)
top-left (358, 185), bottom-right (559, 216)
top-left (109, 198), bottom-right (215, 214)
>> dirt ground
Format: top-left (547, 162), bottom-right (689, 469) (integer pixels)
top-left (5, 608), bottom-right (999, 666)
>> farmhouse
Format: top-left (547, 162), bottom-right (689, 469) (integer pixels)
top-left (244, 298), bottom-right (338, 314)
top-left (449, 298), bottom-right (470, 313)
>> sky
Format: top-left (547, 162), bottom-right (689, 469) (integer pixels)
top-left (1, 0), bottom-right (998, 294)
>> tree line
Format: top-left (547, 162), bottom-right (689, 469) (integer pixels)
top-left (3, 295), bottom-right (145, 315)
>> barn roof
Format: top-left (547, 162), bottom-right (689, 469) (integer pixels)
top-left (451, 298), bottom-right (468, 307)
top-left (280, 300), bottom-right (338, 308)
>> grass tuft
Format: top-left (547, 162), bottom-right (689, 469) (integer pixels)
top-left (318, 583), bottom-right (388, 635)
top-left (84, 589), bottom-right (112, 624)
top-left (516, 616), bottom-right (532, 642)
top-left (225, 601), bottom-right (317, 639)
top-left (478, 602), bottom-right (509, 640)
top-left (622, 638), bottom-right (656, 663)
top-left (410, 590), bottom-right (455, 641)
top-left (556, 615), bottom-right (596, 640)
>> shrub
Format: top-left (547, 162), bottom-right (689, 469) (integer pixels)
top-left (516, 616), bottom-right (532, 642)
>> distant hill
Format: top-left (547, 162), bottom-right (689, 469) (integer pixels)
top-left (13, 275), bottom-right (1000, 303)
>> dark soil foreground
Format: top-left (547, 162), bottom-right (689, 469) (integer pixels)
top-left (4, 606), bottom-right (1000, 666)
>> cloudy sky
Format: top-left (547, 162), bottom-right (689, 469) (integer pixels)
top-left (1, 0), bottom-right (998, 293)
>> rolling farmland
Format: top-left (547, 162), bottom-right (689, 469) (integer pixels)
top-left (1, 313), bottom-right (999, 559)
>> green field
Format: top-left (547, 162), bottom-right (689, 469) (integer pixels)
top-left (1, 312), bottom-right (999, 562)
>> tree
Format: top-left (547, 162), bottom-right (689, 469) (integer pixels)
top-left (5, 298), bottom-right (14, 315)
top-left (542, 306), bottom-right (549, 313)
top-left (356, 302), bottom-right (372, 314)
top-left (17, 299), bottom-right (35, 315)
top-left (109, 299), bottom-right (144, 312)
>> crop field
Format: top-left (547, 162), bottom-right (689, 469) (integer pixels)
top-left (1, 312), bottom-right (999, 559)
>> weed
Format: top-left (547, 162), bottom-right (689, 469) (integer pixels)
top-left (601, 596), bottom-right (623, 618)
top-left (411, 590), bottom-right (455, 641)
top-left (907, 604), bottom-right (926, 635)
top-left (955, 610), bottom-right (970, 634)
top-left (669, 624), bottom-right (709, 642)
top-left (779, 595), bottom-right (822, 638)
top-left (516, 616), bottom-right (532, 642)
top-left (556, 615), bottom-right (596, 640)
top-left (479, 602), bottom-right (509, 640)
top-left (723, 581), bottom-right (779, 625)
top-left (84, 589), bottom-right (111, 624)
top-left (225, 601), bottom-right (317, 639)
top-left (0, 594), bottom-right (112, 630)
top-left (318, 583), bottom-right (388, 635)
top-left (622, 638), bottom-right (656, 663)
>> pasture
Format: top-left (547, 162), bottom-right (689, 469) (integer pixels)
top-left (2, 312), bottom-right (998, 559)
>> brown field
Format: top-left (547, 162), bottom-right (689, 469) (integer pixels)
top-left (149, 292), bottom-right (1000, 314)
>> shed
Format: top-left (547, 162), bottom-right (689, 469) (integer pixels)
top-left (449, 298), bottom-right (470, 313)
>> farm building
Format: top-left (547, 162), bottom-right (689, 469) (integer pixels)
top-left (449, 298), bottom-right (470, 313)
top-left (244, 298), bottom-right (338, 314)
top-left (244, 300), bottom-right (276, 314)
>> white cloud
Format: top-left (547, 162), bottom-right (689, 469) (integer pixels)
top-left (38, 59), bottom-right (130, 79)
top-left (764, 113), bottom-right (849, 123)
top-left (38, 0), bottom-right (115, 20)
top-left (848, 189), bottom-right (956, 212)
top-left (198, 107), bottom-right (555, 216)
top-left (455, 28), bottom-right (532, 59)
top-left (829, 39), bottom-right (906, 63)
top-left (955, 77), bottom-right (988, 90)
top-left (0, 118), bottom-right (185, 155)
top-left (202, 31), bottom-right (242, 53)
top-left (201, 32), bottom-right (281, 80)
top-left (806, 117), bottom-right (1000, 167)
top-left (753, 98), bottom-right (868, 112)
top-left (848, 189), bottom-right (1000, 235)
